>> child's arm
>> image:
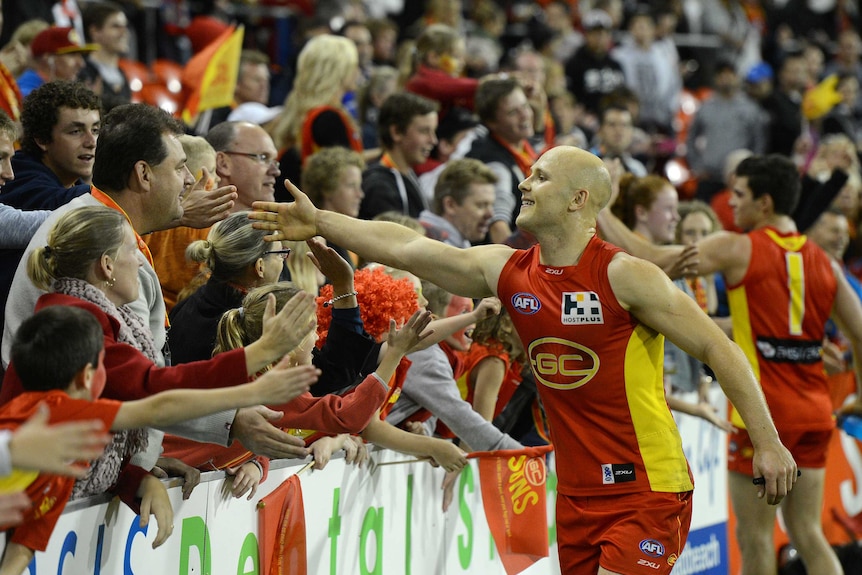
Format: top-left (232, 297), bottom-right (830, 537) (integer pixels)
top-left (307, 238), bottom-right (358, 309)
top-left (666, 395), bottom-right (735, 432)
top-left (138, 474), bottom-right (173, 549)
top-left (343, 435), bottom-right (368, 467)
top-left (111, 361), bottom-right (320, 431)
top-left (361, 416), bottom-right (467, 473)
top-left (375, 310), bottom-right (434, 380)
top-left (470, 356), bottom-right (507, 421)
top-left (0, 541), bottom-right (33, 575)
top-left (385, 297), bottom-right (501, 356)
top-left (310, 434), bottom-right (349, 470)
top-left (226, 462), bottom-right (262, 500)
top-left (152, 457), bottom-right (201, 501)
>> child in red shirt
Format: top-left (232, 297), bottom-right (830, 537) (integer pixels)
top-left (0, 306), bottom-right (319, 574)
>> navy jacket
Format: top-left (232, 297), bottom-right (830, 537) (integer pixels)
top-left (0, 150), bottom-right (90, 210)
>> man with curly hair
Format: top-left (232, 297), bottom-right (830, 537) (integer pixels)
top-left (0, 80), bottom-right (100, 210)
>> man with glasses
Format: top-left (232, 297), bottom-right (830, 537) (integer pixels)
top-left (206, 121), bottom-right (282, 212)
top-left (4, 104), bottom-right (306, 473)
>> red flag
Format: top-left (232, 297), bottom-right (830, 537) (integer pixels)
top-left (468, 445), bottom-right (554, 575)
top-left (181, 25), bottom-right (244, 124)
top-left (257, 475), bottom-right (308, 575)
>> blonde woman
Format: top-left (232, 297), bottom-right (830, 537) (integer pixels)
top-left (168, 211), bottom-right (293, 365)
top-left (273, 35), bottom-right (363, 163)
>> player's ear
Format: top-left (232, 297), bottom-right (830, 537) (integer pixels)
top-left (569, 188), bottom-right (589, 212)
top-left (758, 193), bottom-right (775, 214)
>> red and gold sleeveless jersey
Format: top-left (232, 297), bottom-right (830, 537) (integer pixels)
top-left (498, 236), bottom-right (692, 496)
top-left (727, 227), bottom-right (836, 432)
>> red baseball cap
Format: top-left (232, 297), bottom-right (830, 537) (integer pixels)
top-left (31, 27), bottom-right (99, 58)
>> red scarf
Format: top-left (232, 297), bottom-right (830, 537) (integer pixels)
top-left (491, 133), bottom-right (537, 178)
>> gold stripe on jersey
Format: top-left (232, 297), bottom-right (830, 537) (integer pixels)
top-left (624, 324), bottom-right (694, 492)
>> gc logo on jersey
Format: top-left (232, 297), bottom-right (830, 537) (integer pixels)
top-left (511, 292), bottom-right (541, 315)
top-left (561, 291), bottom-right (604, 324)
top-left (528, 337), bottom-right (600, 389)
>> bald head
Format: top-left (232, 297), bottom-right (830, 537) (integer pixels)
top-left (541, 146), bottom-right (611, 210)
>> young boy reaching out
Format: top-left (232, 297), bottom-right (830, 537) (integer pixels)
top-left (0, 306), bottom-right (318, 575)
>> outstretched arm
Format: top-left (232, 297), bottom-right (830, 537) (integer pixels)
top-left (608, 253), bottom-right (797, 505)
top-left (361, 416), bottom-right (467, 473)
top-left (249, 181), bottom-right (511, 298)
top-left (597, 204), bottom-right (751, 280)
top-left (829, 260), bottom-right (862, 417)
top-left (113, 362), bottom-right (319, 430)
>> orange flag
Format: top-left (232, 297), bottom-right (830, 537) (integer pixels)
top-left (257, 475), bottom-right (308, 575)
top-left (181, 24), bottom-right (244, 124)
top-left (468, 444), bottom-right (554, 575)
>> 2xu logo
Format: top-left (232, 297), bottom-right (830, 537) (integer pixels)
top-left (528, 337), bottom-right (600, 390)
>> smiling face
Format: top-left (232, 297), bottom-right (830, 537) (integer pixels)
top-left (635, 185), bottom-right (679, 245)
top-left (486, 87), bottom-right (533, 146)
top-left (515, 149), bottom-right (571, 233)
top-left (808, 211), bottom-right (850, 260)
top-left (393, 112), bottom-right (438, 167)
top-left (516, 146), bottom-right (608, 235)
top-left (219, 124), bottom-right (281, 210)
top-left (39, 107), bottom-right (100, 187)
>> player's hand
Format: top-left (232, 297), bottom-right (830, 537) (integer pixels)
top-left (751, 440), bottom-right (798, 505)
top-left (250, 179), bottom-right (319, 242)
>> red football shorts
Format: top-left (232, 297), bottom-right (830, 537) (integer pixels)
top-left (556, 490), bottom-right (693, 574)
top-left (728, 427), bottom-right (832, 475)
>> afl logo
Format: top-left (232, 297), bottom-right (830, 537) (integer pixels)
top-left (525, 457), bottom-right (546, 487)
top-left (511, 292), bottom-right (541, 315)
top-left (639, 539), bottom-right (665, 558)
top-left (528, 337), bottom-right (600, 390)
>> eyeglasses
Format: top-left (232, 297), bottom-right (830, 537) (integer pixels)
top-left (264, 248), bottom-right (291, 261)
top-left (223, 151), bottom-right (279, 168)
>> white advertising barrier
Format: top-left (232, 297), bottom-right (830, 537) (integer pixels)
top-left (1, 448), bottom-right (560, 575)
top-left (672, 387), bottom-right (730, 575)
top-left (0, 396), bottom-right (728, 575)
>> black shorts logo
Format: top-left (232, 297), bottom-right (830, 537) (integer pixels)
top-left (601, 463), bottom-right (636, 484)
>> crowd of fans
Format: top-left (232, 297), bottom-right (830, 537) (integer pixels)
top-left (0, 0), bottom-right (861, 573)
